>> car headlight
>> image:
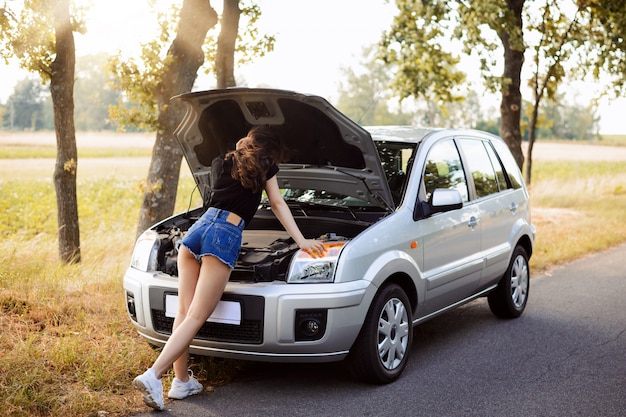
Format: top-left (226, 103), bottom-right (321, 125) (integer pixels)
top-left (287, 242), bottom-right (346, 283)
top-left (130, 230), bottom-right (159, 272)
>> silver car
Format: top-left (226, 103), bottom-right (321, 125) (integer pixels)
top-left (123, 88), bottom-right (535, 384)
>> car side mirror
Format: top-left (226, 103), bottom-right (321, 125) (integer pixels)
top-left (421, 188), bottom-right (463, 217)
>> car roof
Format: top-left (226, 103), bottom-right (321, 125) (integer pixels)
top-left (366, 126), bottom-right (435, 144)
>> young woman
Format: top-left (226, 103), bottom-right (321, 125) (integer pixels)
top-left (133, 126), bottom-right (326, 410)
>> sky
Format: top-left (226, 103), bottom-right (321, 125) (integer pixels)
top-left (1, 0), bottom-right (624, 134)
top-left (0, 0), bottom-right (397, 101)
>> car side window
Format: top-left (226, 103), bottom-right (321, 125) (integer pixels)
top-left (458, 138), bottom-right (499, 198)
top-left (491, 140), bottom-right (523, 189)
top-left (484, 142), bottom-right (507, 192)
top-left (423, 139), bottom-right (469, 202)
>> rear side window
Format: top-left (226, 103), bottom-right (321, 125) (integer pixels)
top-left (458, 138), bottom-right (499, 198)
top-left (423, 139), bottom-right (469, 202)
top-left (484, 142), bottom-right (507, 191)
top-left (491, 140), bottom-right (523, 189)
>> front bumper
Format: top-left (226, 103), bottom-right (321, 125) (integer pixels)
top-left (123, 267), bottom-right (372, 362)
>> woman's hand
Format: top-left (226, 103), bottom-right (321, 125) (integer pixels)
top-left (299, 239), bottom-right (326, 258)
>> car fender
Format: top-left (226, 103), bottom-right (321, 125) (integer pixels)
top-left (354, 250), bottom-right (423, 317)
top-left (509, 217), bottom-right (535, 255)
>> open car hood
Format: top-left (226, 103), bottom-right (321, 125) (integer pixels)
top-left (173, 88), bottom-right (394, 209)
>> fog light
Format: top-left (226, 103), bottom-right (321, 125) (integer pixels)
top-left (302, 319), bottom-right (320, 336)
top-left (295, 309), bottom-right (327, 341)
top-left (126, 292), bottom-right (137, 321)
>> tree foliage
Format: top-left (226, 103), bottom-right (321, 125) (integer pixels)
top-left (380, 0), bottom-right (526, 168)
top-left (2, 54), bottom-right (121, 132)
top-left (521, 95), bottom-right (599, 141)
top-left (379, 0), bottom-right (467, 106)
top-left (74, 54), bottom-right (120, 131)
top-left (0, 0), bottom-right (86, 75)
top-left (107, 0), bottom-right (275, 236)
top-left (3, 78), bottom-right (46, 130)
top-left (583, 0), bottom-right (626, 95)
top-left (335, 47), bottom-right (414, 126)
top-left (108, 1), bottom-right (275, 132)
top-left (523, 1), bottom-right (587, 183)
top-left (381, 0), bottom-right (626, 177)
top-left (522, 0), bottom-right (626, 184)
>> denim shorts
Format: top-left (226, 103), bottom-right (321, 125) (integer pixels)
top-left (180, 207), bottom-right (245, 269)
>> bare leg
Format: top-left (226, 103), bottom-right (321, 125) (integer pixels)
top-left (151, 254), bottom-right (231, 379)
top-left (171, 246), bottom-right (201, 382)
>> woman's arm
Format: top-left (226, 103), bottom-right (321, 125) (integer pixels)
top-left (265, 176), bottom-right (326, 257)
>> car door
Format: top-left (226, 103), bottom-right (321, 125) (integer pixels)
top-left (457, 137), bottom-right (528, 289)
top-left (418, 139), bottom-right (483, 315)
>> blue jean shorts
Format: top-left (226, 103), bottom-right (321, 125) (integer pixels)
top-left (180, 207), bottom-right (245, 269)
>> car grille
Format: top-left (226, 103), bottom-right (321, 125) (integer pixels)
top-left (152, 310), bottom-right (263, 344)
top-left (148, 290), bottom-right (265, 344)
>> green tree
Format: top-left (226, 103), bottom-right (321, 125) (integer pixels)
top-left (4, 78), bottom-right (46, 130)
top-left (108, 0), bottom-right (275, 236)
top-left (1, 0), bottom-right (86, 263)
top-left (335, 47), bottom-right (415, 126)
top-left (524, 1), bottom-right (586, 184)
top-left (74, 53), bottom-right (120, 131)
top-left (109, 0), bottom-right (219, 237)
top-left (476, 118), bottom-right (501, 136)
top-left (584, 0), bottom-right (626, 94)
top-left (559, 102), bottom-right (599, 140)
top-left (523, 0), bottom-right (626, 184)
top-left (416, 90), bottom-right (486, 129)
top-left (380, 0), bottom-right (526, 168)
top-left (336, 46), bottom-right (489, 128)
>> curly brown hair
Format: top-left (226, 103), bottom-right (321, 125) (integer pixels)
top-left (227, 126), bottom-right (282, 193)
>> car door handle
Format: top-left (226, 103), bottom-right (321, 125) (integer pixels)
top-left (509, 202), bottom-right (517, 215)
top-left (468, 216), bottom-right (480, 230)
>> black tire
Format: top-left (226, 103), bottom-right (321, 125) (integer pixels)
top-left (348, 284), bottom-right (413, 384)
top-left (488, 245), bottom-right (530, 319)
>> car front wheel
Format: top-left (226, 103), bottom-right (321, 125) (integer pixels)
top-left (348, 284), bottom-right (413, 384)
top-left (488, 245), bottom-right (530, 319)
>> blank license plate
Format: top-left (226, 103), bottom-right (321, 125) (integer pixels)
top-left (165, 295), bottom-right (241, 325)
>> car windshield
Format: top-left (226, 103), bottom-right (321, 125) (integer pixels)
top-left (265, 141), bottom-right (416, 209)
top-left (274, 189), bottom-right (376, 208)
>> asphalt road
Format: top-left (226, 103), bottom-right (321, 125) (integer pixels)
top-left (131, 243), bottom-right (626, 417)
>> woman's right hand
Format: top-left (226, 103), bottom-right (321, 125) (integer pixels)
top-left (299, 239), bottom-right (326, 258)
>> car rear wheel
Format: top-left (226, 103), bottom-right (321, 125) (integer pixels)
top-left (488, 245), bottom-right (529, 319)
top-left (348, 284), bottom-right (413, 384)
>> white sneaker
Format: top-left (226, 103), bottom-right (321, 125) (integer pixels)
top-left (133, 368), bottom-right (165, 411)
top-left (168, 370), bottom-right (204, 400)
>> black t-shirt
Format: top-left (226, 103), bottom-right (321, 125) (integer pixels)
top-left (209, 154), bottom-right (279, 226)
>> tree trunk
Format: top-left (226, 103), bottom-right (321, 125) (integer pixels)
top-left (216, 0), bottom-right (241, 88)
top-left (499, 0), bottom-right (525, 170)
top-left (525, 101), bottom-right (540, 185)
top-left (136, 0), bottom-right (218, 237)
top-left (50, 0), bottom-right (80, 264)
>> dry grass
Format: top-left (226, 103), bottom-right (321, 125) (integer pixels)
top-left (528, 161), bottom-right (626, 272)
top-left (0, 170), bottom-right (213, 417)
top-left (1, 136), bottom-right (625, 416)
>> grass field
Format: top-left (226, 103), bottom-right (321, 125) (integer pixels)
top-left (591, 133), bottom-right (626, 146)
top-left (1, 133), bottom-right (625, 417)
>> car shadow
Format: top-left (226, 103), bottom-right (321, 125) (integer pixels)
top-left (206, 298), bottom-right (497, 387)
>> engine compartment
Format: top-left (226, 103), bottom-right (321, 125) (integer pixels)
top-left (152, 205), bottom-right (384, 282)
